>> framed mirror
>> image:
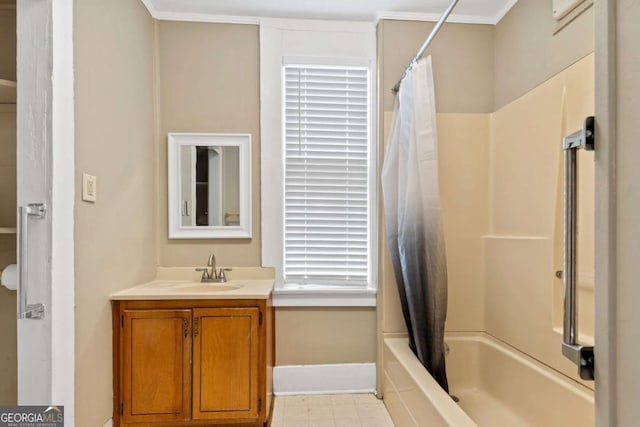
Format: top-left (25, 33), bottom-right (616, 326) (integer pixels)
top-left (168, 133), bottom-right (252, 239)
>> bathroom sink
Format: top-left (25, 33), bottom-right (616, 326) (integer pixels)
top-left (150, 281), bottom-right (190, 288)
top-left (171, 282), bottom-right (242, 292)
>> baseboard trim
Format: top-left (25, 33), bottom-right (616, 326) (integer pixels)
top-left (274, 363), bottom-right (376, 396)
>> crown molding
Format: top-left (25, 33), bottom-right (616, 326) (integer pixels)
top-left (153, 11), bottom-right (260, 25)
top-left (139, 0), bottom-right (260, 24)
top-left (140, 0), bottom-right (519, 27)
top-left (492, 0), bottom-right (519, 24)
top-left (139, 0), bottom-right (159, 18)
top-left (376, 0), bottom-right (520, 26)
top-left (375, 11), bottom-right (495, 25)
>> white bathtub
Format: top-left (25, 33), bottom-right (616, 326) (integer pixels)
top-left (383, 333), bottom-right (594, 426)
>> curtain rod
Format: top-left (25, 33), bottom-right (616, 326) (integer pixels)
top-left (391, 0), bottom-right (461, 94)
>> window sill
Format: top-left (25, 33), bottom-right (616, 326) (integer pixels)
top-left (272, 286), bottom-right (377, 307)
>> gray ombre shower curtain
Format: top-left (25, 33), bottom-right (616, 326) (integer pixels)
top-left (381, 56), bottom-right (449, 392)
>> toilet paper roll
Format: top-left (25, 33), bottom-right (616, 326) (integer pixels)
top-left (1, 264), bottom-right (17, 291)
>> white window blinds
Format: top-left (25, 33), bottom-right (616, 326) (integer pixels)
top-left (284, 65), bottom-right (371, 286)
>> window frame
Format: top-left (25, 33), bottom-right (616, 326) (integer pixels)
top-left (260, 20), bottom-right (377, 307)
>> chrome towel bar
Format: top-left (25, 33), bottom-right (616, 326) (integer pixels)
top-left (17, 203), bottom-right (47, 320)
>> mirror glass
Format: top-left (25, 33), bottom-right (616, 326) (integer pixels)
top-left (180, 145), bottom-right (240, 227)
top-left (168, 133), bottom-right (251, 239)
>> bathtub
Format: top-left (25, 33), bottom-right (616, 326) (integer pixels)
top-left (382, 333), bottom-right (594, 426)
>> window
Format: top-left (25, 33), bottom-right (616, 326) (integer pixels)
top-left (283, 65), bottom-right (371, 288)
top-left (259, 20), bottom-right (376, 306)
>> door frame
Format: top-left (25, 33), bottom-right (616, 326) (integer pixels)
top-left (593, 1), bottom-right (615, 424)
top-left (594, 0), bottom-right (640, 425)
top-left (16, 0), bottom-right (74, 422)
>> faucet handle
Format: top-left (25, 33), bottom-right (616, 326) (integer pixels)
top-left (195, 268), bottom-right (210, 281)
top-left (219, 268), bottom-right (232, 282)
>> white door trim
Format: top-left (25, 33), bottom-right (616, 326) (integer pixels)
top-left (593, 1), bottom-right (615, 425)
top-left (16, 0), bottom-right (74, 422)
top-left (594, 0), bottom-right (640, 424)
top-left (50, 0), bottom-right (75, 419)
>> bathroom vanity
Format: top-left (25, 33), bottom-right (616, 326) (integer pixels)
top-left (110, 272), bottom-right (274, 427)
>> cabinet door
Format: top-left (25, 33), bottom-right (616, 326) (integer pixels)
top-left (192, 307), bottom-right (260, 420)
top-left (122, 309), bottom-right (191, 424)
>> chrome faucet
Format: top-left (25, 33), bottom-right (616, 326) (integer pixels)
top-left (195, 253), bottom-right (232, 283)
top-left (207, 253), bottom-right (216, 278)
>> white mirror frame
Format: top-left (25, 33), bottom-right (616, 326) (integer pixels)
top-left (168, 133), bottom-right (252, 239)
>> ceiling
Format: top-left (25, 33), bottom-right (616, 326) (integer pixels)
top-left (141, 0), bottom-right (519, 25)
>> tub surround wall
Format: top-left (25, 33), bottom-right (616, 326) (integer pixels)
top-left (74, 0), bottom-right (157, 425)
top-left (487, 54), bottom-right (595, 388)
top-left (379, 54), bottom-right (596, 424)
top-left (378, 11), bottom-right (596, 418)
top-left (494, 0), bottom-right (594, 109)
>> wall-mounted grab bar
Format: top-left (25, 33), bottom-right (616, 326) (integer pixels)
top-left (17, 203), bottom-right (47, 320)
top-left (561, 116), bottom-right (594, 380)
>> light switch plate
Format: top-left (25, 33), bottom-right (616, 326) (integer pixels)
top-left (82, 173), bottom-right (97, 202)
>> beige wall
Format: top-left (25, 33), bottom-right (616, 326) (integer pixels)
top-left (157, 22), bottom-right (261, 267)
top-left (74, 0), bottom-right (157, 425)
top-left (0, 5), bottom-right (16, 406)
top-left (494, 0), bottom-right (594, 109)
top-left (277, 308), bottom-right (377, 365)
top-left (379, 19), bottom-right (494, 114)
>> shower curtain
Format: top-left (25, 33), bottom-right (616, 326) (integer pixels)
top-left (381, 56), bottom-right (449, 392)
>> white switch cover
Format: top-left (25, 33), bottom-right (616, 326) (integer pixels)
top-left (82, 173), bottom-right (97, 202)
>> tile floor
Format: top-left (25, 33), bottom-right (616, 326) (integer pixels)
top-left (271, 393), bottom-right (395, 427)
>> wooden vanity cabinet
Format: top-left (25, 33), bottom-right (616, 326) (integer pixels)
top-left (112, 299), bottom-right (274, 427)
top-left (192, 307), bottom-right (260, 420)
top-left (121, 309), bottom-right (192, 424)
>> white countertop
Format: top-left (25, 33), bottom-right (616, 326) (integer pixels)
top-left (110, 279), bottom-right (274, 300)
top-left (110, 267), bottom-right (275, 300)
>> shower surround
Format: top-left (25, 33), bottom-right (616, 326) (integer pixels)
top-left (378, 31), bottom-right (595, 424)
